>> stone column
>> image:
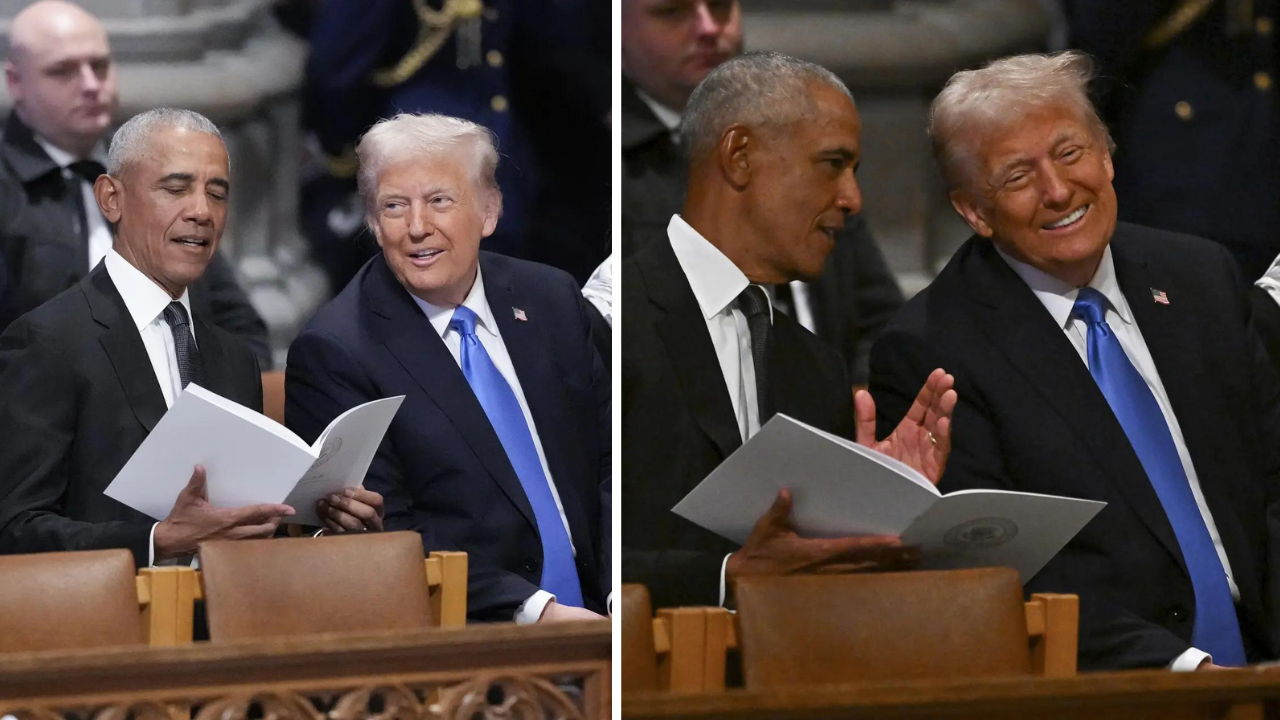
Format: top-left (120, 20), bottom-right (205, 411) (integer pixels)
top-left (0, 0), bottom-right (326, 366)
top-left (742, 0), bottom-right (1050, 295)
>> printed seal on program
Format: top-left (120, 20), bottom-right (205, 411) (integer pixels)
top-left (315, 437), bottom-right (343, 467)
top-left (943, 517), bottom-right (1019, 548)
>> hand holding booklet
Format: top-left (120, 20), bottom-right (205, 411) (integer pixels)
top-left (104, 384), bottom-right (404, 527)
top-left (672, 414), bottom-right (1106, 583)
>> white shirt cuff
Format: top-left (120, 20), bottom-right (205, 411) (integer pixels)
top-left (515, 589), bottom-right (556, 625)
top-left (719, 554), bottom-right (731, 607)
top-left (148, 522), bottom-right (159, 567)
top-left (1171, 647), bottom-right (1212, 672)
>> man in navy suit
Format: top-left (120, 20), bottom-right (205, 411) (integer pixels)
top-left (285, 113), bottom-right (608, 623)
top-left (871, 51), bottom-right (1280, 670)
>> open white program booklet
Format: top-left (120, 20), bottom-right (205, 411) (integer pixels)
top-left (104, 384), bottom-right (404, 527)
top-left (672, 414), bottom-right (1106, 583)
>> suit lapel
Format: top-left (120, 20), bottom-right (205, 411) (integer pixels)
top-left (194, 318), bottom-right (235, 400)
top-left (962, 239), bottom-right (1186, 570)
top-left (365, 256), bottom-right (539, 535)
top-left (485, 255), bottom-right (595, 558)
top-left (84, 266), bottom-right (168, 433)
top-left (636, 238), bottom-right (742, 459)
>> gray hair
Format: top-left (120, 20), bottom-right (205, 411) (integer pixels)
top-left (106, 108), bottom-right (223, 176)
top-left (682, 51), bottom-right (854, 163)
top-left (929, 51), bottom-right (1115, 195)
top-left (356, 112), bottom-right (501, 219)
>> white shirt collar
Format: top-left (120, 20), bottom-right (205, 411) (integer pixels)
top-left (33, 134), bottom-right (106, 169)
top-left (103, 248), bottom-right (193, 332)
top-left (634, 88), bottom-right (682, 133)
top-left (996, 243), bottom-right (1133, 328)
top-left (409, 264), bottom-right (496, 338)
top-left (668, 214), bottom-right (748, 320)
top-left (667, 214), bottom-right (772, 322)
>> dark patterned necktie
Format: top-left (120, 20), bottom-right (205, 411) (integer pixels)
top-left (162, 302), bottom-right (205, 389)
top-left (737, 285), bottom-right (774, 424)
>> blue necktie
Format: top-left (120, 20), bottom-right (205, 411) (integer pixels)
top-left (449, 306), bottom-right (584, 607)
top-left (1072, 287), bottom-right (1245, 665)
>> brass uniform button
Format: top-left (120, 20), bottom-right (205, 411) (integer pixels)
top-left (1174, 101), bottom-right (1194, 120)
top-left (1259, 16), bottom-right (1274, 35)
top-left (487, 50), bottom-right (504, 68)
top-left (491, 95), bottom-right (509, 112)
top-left (1257, 71), bottom-right (1273, 91)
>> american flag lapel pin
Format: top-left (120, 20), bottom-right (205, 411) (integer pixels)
top-left (1150, 288), bottom-right (1170, 305)
top-left (512, 307), bottom-right (528, 322)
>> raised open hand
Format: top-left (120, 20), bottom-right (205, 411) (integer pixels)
top-left (854, 368), bottom-right (956, 485)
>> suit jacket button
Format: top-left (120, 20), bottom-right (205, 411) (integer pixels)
top-left (1169, 605), bottom-right (1188, 622)
top-left (523, 558), bottom-right (538, 573)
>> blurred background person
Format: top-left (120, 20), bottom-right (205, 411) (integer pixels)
top-left (0, 0), bottom-right (270, 366)
top-left (298, 0), bottom-right (610, 293)
top-left (620, 0), bottom-right (904, 386)
top-left (1060, 1), bottom-right (1279, 280)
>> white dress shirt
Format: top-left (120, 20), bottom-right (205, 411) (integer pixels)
top-left (409, 265), bottom-right (576, 625)
top-left (104, 250), bottom-right (196, 567)
top-left (668, 215), bottom-right (773, 606)
top-left (1255, 251), bottom-right (1280, 307)
top-left (999, 246), bottom-right (1236, 671)
top-left (581, 252), bottom-right (614, 327)
top-left (33, 136), bottom-right (111, 269)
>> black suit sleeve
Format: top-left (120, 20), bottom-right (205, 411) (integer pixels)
top-left (194, 253), bottom-right (272, 369)
top-left (579, 292), bottom-right (612, 598)
top-left (0, 314), bottom-right (151, 564)
top-left (285, 328), bottom-right (546, 621)
top-left (869, 329), bottom-right (1197, 669)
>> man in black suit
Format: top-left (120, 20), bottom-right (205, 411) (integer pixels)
top-left (285, 113), bottom-right (608, 623)
top-left (0, 108), bottom-right (378, 566)
top-left (0, 0), bottom-right (270, 366)
top-left (870, 51), bottom-right (1280, 671)
top-left (620, 0), bottom-right (904, 385)
top-left (622, 52), bottom-right (956, 611)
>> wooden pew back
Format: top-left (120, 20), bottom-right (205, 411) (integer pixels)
top-left (136, 550), bottom-right (468, 644)
top-left (646, 592), bottom-right (1078, 693)
top-left (0, 549), bottom-right (144, 652)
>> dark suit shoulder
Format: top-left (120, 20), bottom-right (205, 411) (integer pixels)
top-left (479, 250), bottom-right (581, 297)
top-left (1111, 221), bottom-right (1236, 263)
top-left (2, 280), bottom-right (93, 346)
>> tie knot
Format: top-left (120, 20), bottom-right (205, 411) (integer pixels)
top-left (449, 305), bottom-right (479, 338)
top-left (1072, 287), bottom-right (1109, 325)
top-left (737, 285), bottom-right (771, 322)
top-left (162, 301), bottom-right (190, 329)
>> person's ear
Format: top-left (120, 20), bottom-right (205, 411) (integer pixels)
top-left (481, 188), bottom-right (502, 238)
top-left (718, 125), bottom-right (753, 190)
top-left (94, 174), bottom-right (123, 224)
top-left (950, 189), bottom-right (995, 238)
